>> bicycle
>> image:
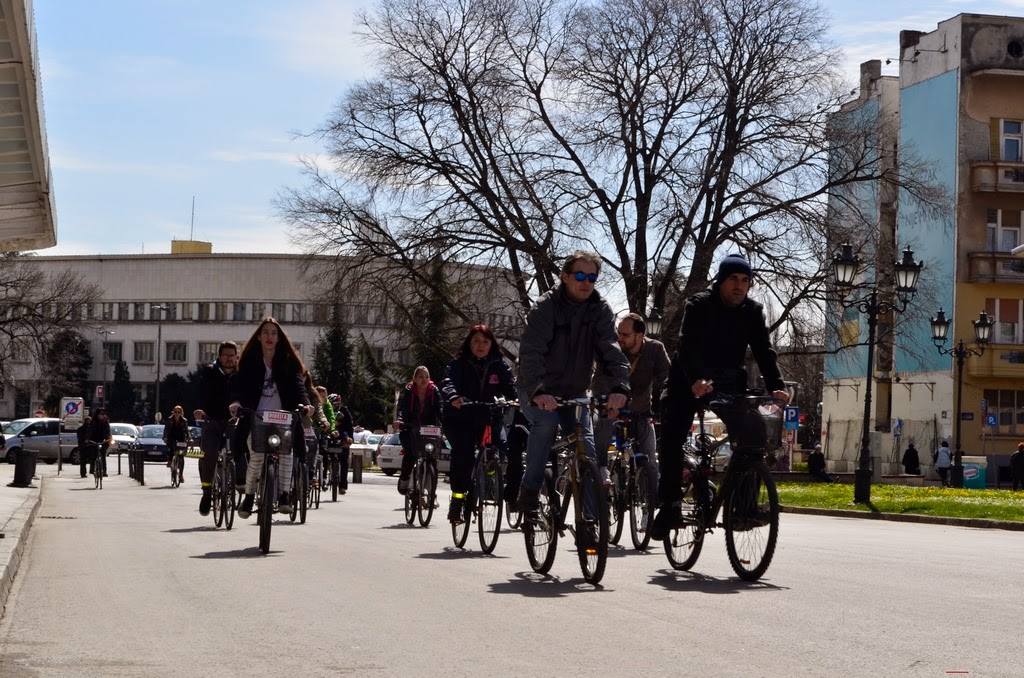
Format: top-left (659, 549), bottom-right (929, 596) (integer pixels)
top-left (403, 425), bottom-right (441, 528)
top-left (243, 408), bottom-right (298, 555)
top-left (322, 437), bottom-right (343, 502)
top-left (169, 441), bottom-right (188, 488)
top-left (89, 442), bottom-right (104, 489)
top-left (664, 393), bottom-right (783, 581)
top-left (289, 427), bottom-right (313, 524)
top-left (606, 410), bottom-right (657, 551)
top-left (450, 400), bottom-right (516, 553)
top-left (212, 441), bottom-right (236, 530)
top-left (523, 397), bottom-right (609, 585)
top-left (308, 439), bottom-right (322, 510)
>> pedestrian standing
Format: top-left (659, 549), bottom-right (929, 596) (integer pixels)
top-left (1010, 443), bottom-right (1024, 491)
top-left (902, 441), bottom-right (921, 475)
top-left (77, 415), bottom-right (92, 478)
top-left (934, 440), bottom-right (952, 487)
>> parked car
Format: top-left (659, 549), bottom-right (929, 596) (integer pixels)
top-left (109, 423), bottom-right (139, 456)
top-left (376, 432), bottom-right (451, 475)
top-left (2, 418), bottom-right (78, 464)
top-left (133, 424), bottom-right (171, 462)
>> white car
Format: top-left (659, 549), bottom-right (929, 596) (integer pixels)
top-left (109, 423), bottom-right (139, 455)
top-left (376, 432), bottom-right (450, 475)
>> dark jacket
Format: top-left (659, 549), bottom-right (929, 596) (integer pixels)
top-left (1011, 449), bottom-right (1024, 478)
top-left (397, 383), bottom-right (443, 429)
top-left (665, 283), bottom-right (785, 401)
top-left (902, 445), bottom-right (921, 474)
top-left (592, 337), bottom-right (670, 414)
top-left (163, 416), bottom-right (190, 445)
top-left (518, 285), bottom-right (630, 399)
top-left (334, 404), bottom-right (354, 441)
top-left (229, 356), bottom-right (310, 413)
top-left (196, 362), bottom-right (235, 420)
top-left (88, 418), bottom-right (111, 446)
top-left (76, 423), bottom-right (90, 448)
top-left (441, 353), bottom-right (516, 423)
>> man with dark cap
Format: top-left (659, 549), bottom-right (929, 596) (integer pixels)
top-left (650, 253), bottom-right (789, 539)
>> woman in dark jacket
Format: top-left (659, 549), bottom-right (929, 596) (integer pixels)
top-left (229, 317), bottom-right (313, 519)
top-left (88, 409), bottom-right (113, 478)
top-left (440, 324), bottom-right (516, 523)
top-left (395, 365), bottom-right (443, 495)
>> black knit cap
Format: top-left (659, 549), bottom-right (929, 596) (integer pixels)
top-left (716, 253), bottom-right (753, 283)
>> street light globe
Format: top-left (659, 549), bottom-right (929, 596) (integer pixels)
top-left (930, 308), bottom-right (950, 345)
top-left (974, 310), bottom-right (994, 345)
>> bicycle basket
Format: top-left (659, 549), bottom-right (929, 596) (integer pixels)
top-left (251, 410), bottom-right (294, 453)
top-left (757, 401), bottom-right (784, 451)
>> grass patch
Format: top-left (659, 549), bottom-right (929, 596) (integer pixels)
top-left (777, 482), bottom-right (1024, 522)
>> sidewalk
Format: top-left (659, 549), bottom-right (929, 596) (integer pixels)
top-left (0, 458), bottom-right (44, 616)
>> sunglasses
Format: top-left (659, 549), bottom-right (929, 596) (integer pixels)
top-left (572, 271), bottom-right (598, 283)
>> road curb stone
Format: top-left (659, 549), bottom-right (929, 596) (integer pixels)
top-left (781, 504), bottom-right (1024, 531)
top-left (0, 476), bottom-right (43, 616)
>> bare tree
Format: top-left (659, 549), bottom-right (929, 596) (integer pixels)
top-left (0, 253), bottom-right (103, 387)
top-left (279, 0), bottom-right (947, 341)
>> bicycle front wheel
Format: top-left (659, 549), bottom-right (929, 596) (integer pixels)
top-left (477, 458), bottom-right (503, 554)
top-left (575, 459), bottom-right (609, 585)
top-left (628, 458), bottom-right (655, 551)
top-left (224, 459), bottom-right (236, 531)
top-left (289, 462), bottom-right (301, 523)
top-left (404, 469), bottom-right (417, 525)
top-left (213, 465), bottom-right (225, 527)
top-left (723, 460), bottom-right (779, 581)
top-left (331, 458), bottom-right (339, 502)
top-left (170, 455), bottom-right (181, 488)
top-left (258, 463), bottom-right (276, 554)
top-left (310, 457), bottom-right (322, 510)
top-left (451, 493), bottom-right (470, 548)
top-left (607, 461), bottom-right (624, 546)
top-left (297, 467), bottom-right (308, 524)
top-left (524, 472), bottom-right (558, 574)
top-left (417, 462), bottom-right (437, 527)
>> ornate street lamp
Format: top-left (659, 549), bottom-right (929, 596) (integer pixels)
top-left (930, 309), bottom-right (993, 488)
top-left (646, 307), bottom-right (663, 338)
top-left (832, 243), bottom-right (923, 503)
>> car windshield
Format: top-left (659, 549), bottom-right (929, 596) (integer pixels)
top-left (139, 425), bottom-right (164, 438)
top-left (110, 424), bottom-right (137, 437)
top-left (386, 434), bottom-right (400, 445)
top-left (367, 434), bottom-right (382, 445)
top-left (2, 420), bottom-right (32, 436)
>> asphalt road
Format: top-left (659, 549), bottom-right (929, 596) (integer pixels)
top-left (0, 459), bottom-right (1021, 677)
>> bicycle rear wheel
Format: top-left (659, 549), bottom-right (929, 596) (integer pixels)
top-left (575, 459), bottom-right (609, 585)
top-left (331, 458), bottom-right (339, 502)
top-left (170, 455), bottom-right (181, 488)
top-left (451, 492), bottom-right (471, 548)
top-left (628, 458), bottom-right (655, 551)
top-left (213, 465), bottom-right (225, 527)
top-left (297, 466), bottom-right (308, 524)
top-left (404, 468), bottom-right (417, 525)
top-left (477, 458), bottom-right (503, 554)
top-left (505, 501), bottom-right (523, 530)
top-left (224, 459), bottom-right (236, 531)
top-left (417, 462), bottom-right (437, 527)
top-left (258, 463), bottom-right (276, 554)
top-left (310, 457), bottom-right (322, 510)
top-left (723, 460), bottom-right (779, 581)
top-left (289, 462), bottom-right (301, 523)
top-left (607, 460), bottom-right (625, 546)
top-left (664, 497), bottom-right (704, 570)
top-left (524, 473), bottom-right (558, 574)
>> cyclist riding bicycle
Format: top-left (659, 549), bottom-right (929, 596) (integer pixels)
top-left (229, 317), bottom-right (314, 519)
top-left (328, 392), bottom-right (354, 494)
top-left (516, 250), bottom-right (630, 512)
top-left (395, 366), bottom-right (443, 495)
top-left (163, 405), bottom-right (190, 484)
top-left (193, 340), bottom-right (238, 516)
top-left (87, 409), bottom-right (113, 478)
top-left (440, 323), bottom-right (517, 523)
top-left (650, 253), bottom-right (789, 540)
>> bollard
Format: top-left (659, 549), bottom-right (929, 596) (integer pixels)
top-left (10, 448), bottom-right (38, 487)
top-left (352, 453), bottom-right (363, 483)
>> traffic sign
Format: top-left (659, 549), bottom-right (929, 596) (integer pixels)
top-left (893, 418), bottom-right (903, 438)
top-left (61, 397), bottom-right (84, 429)
top-left (986, 414), bottom-right (998, 427)
top-left (784, 406), bottom-right (799, 431)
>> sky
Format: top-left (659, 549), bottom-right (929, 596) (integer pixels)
top-left (28, 0), bottom-right (1024, 257)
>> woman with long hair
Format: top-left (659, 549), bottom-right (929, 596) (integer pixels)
top-left (394, 365), bottom-right (443, 495)
top-left (229, 317), bottom-right (313, 519)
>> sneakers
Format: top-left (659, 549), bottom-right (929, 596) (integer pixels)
top-left (238, 494), bottom-right (254, 519)
top-left (199, 490), bottom-right (212, 516)
top-left (397, 477), bottom-right (409, 495)
top-left (178, 473), bottom-right (184, 483)
top-left (278, 492), bottom-right (292, 514)
top-left (649, 503), bottom-right (683, 541)
top-left (448, 498), bottom-right (465, 523)
top-left (166, 460), bottom-right (172, 468)
top-left (339, 488), bottom-right (347, 495)
top-left (516, 486), bottom-right (541, 512)
top-left (599, 466), bottom-right (611, 488)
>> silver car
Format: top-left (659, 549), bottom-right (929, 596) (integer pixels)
top-left (2, 418), bottom-right (78, 464)
top-left (376, 432), bottom-right (450, 475)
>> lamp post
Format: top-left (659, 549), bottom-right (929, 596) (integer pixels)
top-left (929, 308), bottom-right (993, 488)
top-left (151, 304), bottom-right (170, 422)
top-left (646, 307), bottom-right (663, 338)
top-left (97, 329), bottom-right (115, 409)
top-left (832, 243), bottom-right (923, 503)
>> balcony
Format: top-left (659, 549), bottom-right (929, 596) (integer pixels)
top-left (971, 161), bottom-right (1024, 193)
top-left (967, 343), bottom-right (1024, 379)
top-left (967, 251), bottom-right (1024, 283)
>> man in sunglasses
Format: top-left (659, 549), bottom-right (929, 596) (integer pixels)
top-left (516, 250), bottom-right (630, 511)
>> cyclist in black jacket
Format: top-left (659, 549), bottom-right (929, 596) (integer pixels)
top-left (193, 340), bottom-right (238, 516)
top-left (650, 254), bottom-right (789, 540)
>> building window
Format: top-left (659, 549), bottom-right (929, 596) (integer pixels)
top-left (1003, 120), bottom-right (1023, 162)
top-left (984, 389), bottom-right (1024, 436)
top-left (273, 303), bottom-right (286, 320)
top-left (986, 209), bottom-right (1020, 252)
top-left (985, 298), bottom-right (1022, 344)
top-left (12, 342), bottom-right (29, 363)
top-left (252, 302), bottom-right (266, 321)
top-left (102, 302), bottom-right (114, 321)
top-left (198, 302), bottom-right (210, 321)
top-left (215, 302), bottom-right (227, 321)
top-left (102, 341), bottom-right (123, 363)
top-left (292, 303), bottom-right (305, 323)
top-left (352, 305), bottom-right (369, 325)
top-left (182, 302), bottom-right (194, 321)
top-left (133, 302), bottom-right (146, 320)
top-left (198, 342), bottom-right (219, 365)
top-left (166, 342), bottom-right (187, 364)
top-left (232, 303), bottom-right (246, 321)
top-left (134, 341), bottom-right (154, 363)
top-left (313, 304), bottom-right (330, 324)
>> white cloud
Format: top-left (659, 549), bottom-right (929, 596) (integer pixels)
top-left (50, 150), bottom-right (196, 180)
top-left (209, 149), bottom-right (304, 166)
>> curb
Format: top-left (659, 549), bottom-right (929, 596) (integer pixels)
top-left (781, 504), bottom-right (1024, 531)
top-left (0, 476), bottom-right (43, 615)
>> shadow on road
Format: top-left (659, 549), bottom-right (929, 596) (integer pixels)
top-left (415, 547), bottom-right (510, 560)
top-left (647, 569), bottom-right (787, 594)
top-left (164, 525), bottom-right (220, 533)
top-left (190, 547), bottom-right (279, 559)
top-left (487, 571), bottom-right (607, 597)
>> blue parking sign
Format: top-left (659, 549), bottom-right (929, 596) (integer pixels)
top-left (986, 414), bottom-right (998, 427)
top-left (784, 406), bottom-right (799, 431)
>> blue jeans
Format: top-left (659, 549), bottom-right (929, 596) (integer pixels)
top-left (518, 389), bottom-right (595, 492)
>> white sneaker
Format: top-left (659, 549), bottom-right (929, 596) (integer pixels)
top-left (600, 467), bottom-right (611, 488)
